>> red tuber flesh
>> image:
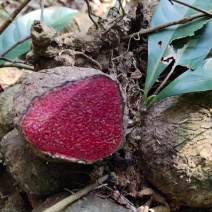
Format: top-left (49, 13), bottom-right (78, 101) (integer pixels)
top-left (14, 67), bottom-right (125, 163)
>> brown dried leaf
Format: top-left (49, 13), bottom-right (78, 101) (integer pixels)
top-left (130, 69), bottom-right (142, 79)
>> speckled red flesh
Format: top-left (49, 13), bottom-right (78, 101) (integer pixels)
top-left (21, 75), bottom-right (123, 163)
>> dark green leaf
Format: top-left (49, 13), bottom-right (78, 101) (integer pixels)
top-left (145, 0), bottom-right (212, 93)
top-left (154, 58), bottom-right (212, 102)
top-left (166, 20), bottom-right (212, 70)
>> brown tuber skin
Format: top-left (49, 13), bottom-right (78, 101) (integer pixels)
top-left (27, 19), bottom-right (126, 71)
top-left (0, 85), bottom-right (20, 133)
top-left (13, 66), bottom-right (126, 164)
top-left (139, 92), bottom-right (212, 207)
top-left (1, 129), bottom-right (89, 197)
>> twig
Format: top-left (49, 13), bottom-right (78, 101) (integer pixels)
top-left (112, 36), bottom-right (132, 61)
top-left (103, 0), bottom-right (125, 36)
top-left (153, 63), bottom-right (176, 96)
top-left (59, 49), bottom-right (102, 69)
top-left (84, 0), bottom-right (99, 29)
top-left (0, 35), bottom-right (31, 57)
top-left (0, 192), bottom-right (9, 199)
top-left (0, 57), bottom-right (12, 62)
top-left (75, 51), bottom-right (102, 70)
top-left (40, 0), bottom-right (44, 21)
top-left (0, 62), bottom-right (34, 70)
top-left (122, 10), bottom-right (212, 40)
top-left (0, 56), bottom-right (34, 70)
top-left (43, 174), bottom-right (109, 212)
top-left (0, 0), bottom-right (31, 35)
top-left (169, 0), bottom-right (212, 16)
top-left (118, 0), bottom-right (125, 17)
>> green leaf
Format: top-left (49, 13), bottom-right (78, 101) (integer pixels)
top-left (0, 9), bottom-right (10, 19)
top-left (154, 58), bottom-right (212, 102)
top-left (145, 0), bottom-right (212, 93)
top-left (0, 7), bottom-right (77, 65)
top-left (166, 20), bottom-right (212, 70)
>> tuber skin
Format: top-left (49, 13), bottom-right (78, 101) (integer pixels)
top-left (13, 66), bottom-right (126, 164)
top-left (0, 85), bottom-right (20, 133)
top-left (0, 129), bottom-right (90, 197)
top-left (27, 17), bottom-right (128, 70)
top-left (139, 92), bottom-right (212, 207)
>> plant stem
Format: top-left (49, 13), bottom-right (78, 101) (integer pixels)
top-left (84, 0), bottom-right (99, 29)
top-left (122, 11), bottom-right (212, 40)
top-left (75, 51), bottom-right (102, 70)
top-left (153, 64), bottom-right (176, 96)
top-left (1, 62), bottom-right (34, 70)
top-left (169, 0), bottom-right (212, 16)
top-left (0, 0), bottom-right (31, 35)
top-left (40, 0), bottom-right (44, 21)
top-left (103, 0), bottom-right (125, 36)
top-left (0, 35), bottom-right (31, 57)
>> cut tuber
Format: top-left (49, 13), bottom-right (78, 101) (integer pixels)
top-left (13, 66), bottom-right (126, 164)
